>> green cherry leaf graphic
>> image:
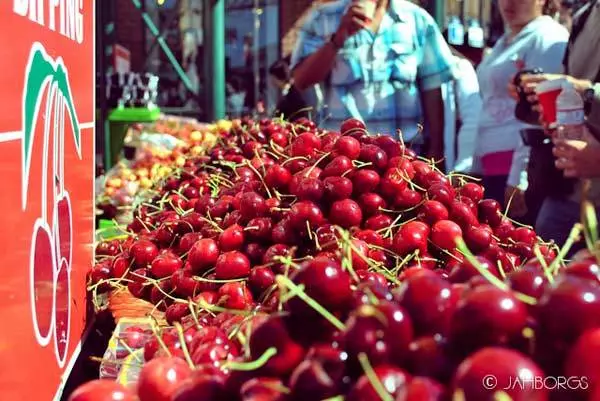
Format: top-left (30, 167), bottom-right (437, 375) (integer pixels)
top-left (21, 42), bottom-right (81, 209)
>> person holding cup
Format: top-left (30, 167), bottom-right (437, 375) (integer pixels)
top-left (290, 0), bottom-right (455, 162)
top-left (510, 0), bottom-right (600, 251)
top-left (473, 0), bottom-right (568, 222)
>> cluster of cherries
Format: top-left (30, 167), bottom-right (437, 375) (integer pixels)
top-left (79, 117), bottom-right (600, 401)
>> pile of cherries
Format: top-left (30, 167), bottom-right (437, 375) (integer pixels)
top-left (79, 118), bottom-right (600, 401)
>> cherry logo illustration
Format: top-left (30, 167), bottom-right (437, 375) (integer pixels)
top-left (22, 43), bottom-right (80, 368)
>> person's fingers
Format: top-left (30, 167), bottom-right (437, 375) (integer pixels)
top-left (564, 168), bottom-right (578, 178)
top-left (555, 157), bottom-right (575, 171)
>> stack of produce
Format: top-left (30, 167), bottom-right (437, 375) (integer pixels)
top-left (82, 117), bottom-right (600, 401)
top-left (96, 120), bottom-right (220, 222)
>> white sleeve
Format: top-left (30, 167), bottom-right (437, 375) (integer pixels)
top-left (454, 59), bottom-right (482, 173)
top-left (508, 140), bottom-right (529, 190)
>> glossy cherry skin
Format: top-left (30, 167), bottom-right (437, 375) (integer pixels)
top-left (431, 220), bottom-right (463, 251)
top-left (564, 328), bottom-right (600, 398)
top-left (67, 380), bottom-right (136, 401)
top-left (137, 357), bottom-right (193, 401)
top-left (287, 256), bottom-right (353, 317)
top-left (452, 347), bottom-right (548, 401)
top-left (347, 365), bottom-right (411, 401)
top-left (535, 275), bottom-right (600, 375)
top-left (449, 284), bottom-right (528, 357)
top-left (505, 264), bottom-right (547, 300)
top-left (343, 301), bottom-right (414, 368)
top-left (394, 270), bottom-right (458, 336)
top-left (407, 335), bottom-right (455, 384)
top-left (249, 315), bottom-right (305, 377)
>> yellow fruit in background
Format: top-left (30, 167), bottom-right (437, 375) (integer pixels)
top-left (105, 187), bottom-right (116, 196)
top-left (190, 131), bottom-right (203, 142)
top-left (191, 145), bottom-right (204, 156)
top-left (175, 156), bottom-right (186, 167)
top-left (139, 178), bottom-right (153, 189)
top-left (137, 168), bottom-right (149, 178)
top-left (128, 174), bottom-right (137, 181)
top-left (106, 177), bottom-right (122, 188)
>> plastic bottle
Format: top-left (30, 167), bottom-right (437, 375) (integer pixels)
top-left (556, 81), bottom-right (585, 140)
top-left (448, 16), bottom-right (465, 46)
top-left (468, 19), bottom-right (484, 48)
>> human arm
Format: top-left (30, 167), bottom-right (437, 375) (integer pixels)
top-left (291, 4), bottom-right (368, 91)
top-left (415, 12), bottom-right (456, 164)
top-left (454, 60), bottom-right (482, 172)
top-left (553, 125), bottom-right (600, 178)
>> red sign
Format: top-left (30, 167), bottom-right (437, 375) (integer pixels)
top-left (0, 1), bottom-right (94, 400)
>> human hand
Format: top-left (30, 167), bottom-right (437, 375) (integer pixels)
top-left (504, 185), bottom-right (528, 218)
top-left (334, 3), bottom-right (369, 46)
top-left (553, 125), bottom-right (600, 178)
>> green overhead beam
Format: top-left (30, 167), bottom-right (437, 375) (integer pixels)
top-left (131, 0), bottom-right (197, 95)
top-left (434, 0), bottom-right (445, 28)
top-left (203, 0), bottom-right (226, 121)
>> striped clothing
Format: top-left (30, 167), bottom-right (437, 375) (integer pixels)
top-left (290, 0), bottom-right (455, 142)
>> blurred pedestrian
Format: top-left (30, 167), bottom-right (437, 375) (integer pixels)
top-left (474, 0), bottom-right (568, 221)
top-left (290, 0), bottom-right (455, 165)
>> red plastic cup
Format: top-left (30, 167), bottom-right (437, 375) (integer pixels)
top-left (535, 78), bottom-right (566, 124)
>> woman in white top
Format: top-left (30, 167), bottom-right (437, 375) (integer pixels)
top-left (475, 0), bottom-right (568, 217)
top-left (443, 51), bottom-right (482, 173)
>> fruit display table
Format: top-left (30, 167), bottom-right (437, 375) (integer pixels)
top-left (72, 117), bottom-right (600, 401)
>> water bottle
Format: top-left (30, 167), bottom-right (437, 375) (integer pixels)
top-left (556, 81), bottom-right (585, 140)
top-left (448, 16), bottom-right (464, 46)
top-left (468, 19), bottom-right (484, 48)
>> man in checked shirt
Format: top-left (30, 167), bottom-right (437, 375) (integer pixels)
top-left (291, 0), bottom-right (456, 165)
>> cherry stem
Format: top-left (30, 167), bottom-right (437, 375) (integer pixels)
top-left (220, 347), bottom-right (277, 371)
top-left (549, 223), bottom-right (583, 275)
top-left (245, 159), bottom-right (273, 198)
top-left (581, 199), bottom-right (599, 252)
top-left (304, 152), bottom-right (331, 178)
top-left (456, 238), bottom-right (537, 306)
top-left (357, 353), bottom-right (394, 401)
top-left (533, 244), bottom-right (554, 284)
top-left (174, 322), bottom-right (195, 369)
top-left (276, 275), bottom-right (346, 331)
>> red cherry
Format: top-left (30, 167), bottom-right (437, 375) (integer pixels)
top-left (393, 221), bottom-right (430, 256)
top-left (351, 169), bottom-right (381, 194)
top-left (359, 144), bottom-right (388, 171)
top-left (329, 199), bottom-right (363, 228)
top-left (449, 200), bottom-right (479, 230)
top-left (188, 239), bottom-right (219, 274)
top-left (289, 201), bottom-right (325, 229)
top-left (291, 132), bottom-right (322, 158)
top-left (453, 348), bottom-right (547, 401)
top-left (459, 182), bottom-right (484, 203)
top-left (347, 365), bottom-right (410, 401)
top-left (264, 165), bottom-right (292, 190)
top-left (215, 251), bottom-right (251, 280)
top-left (564, 328), bottom-right (600, 397)
top-left (333, 135), bottom-right (361, 159)
top-left (407, 335), bottom-right (454, 383)
top-left (505, 264), bottom-right (547, 300)
top-left (418, 200), bottom-right (449, 225)
top-left (357, 192), bottom-right (387, 217)
top-left (511, 227), bottom-right (538, 246)
top-left (130, 239), bottom-right (159, 268)
top-left (292, 177), bottom-right (325, 202)
top-left (218, 282), bottom-right (254, 310)
top-left (450, 285), bottom-right (528, 356)
top-left (340, 118), bottom-right (366, 136)
top-left (248, 265), bottom-right (276, 296)
top-left (68, 380), bottom-right (136, 401)
top-left (323, 176), bottom-right (353, 202)
top-left (364, 214), bottom-right (392, 231)
top-left (137, 357), bottom-right (193, 401)
top-left (322, 155), bottom-right (354, 178)
top-left (464, 224), bottom-right (493, 253)
top-left (395, 270), bottom-right (458, 336)
top-left (478, 199), bottom-right (503, 227)
top-left (288, 257), bottom-right (353, 316)
top-left (564, 260), bottom-right (600, 284)
top-left (218, 224), bottom-right (245, 251)
top-left (427, 183), bottom-right (455, 207)
top-left (431, 220), bottom-right (463, 251)
top-left (150, 251), bottom-right (183, 278)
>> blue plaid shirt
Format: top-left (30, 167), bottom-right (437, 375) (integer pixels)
top-left (291, 0), bottom-right (455, 142)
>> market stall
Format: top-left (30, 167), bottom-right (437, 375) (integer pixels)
top-left (75, 115), bottom-right (600, 401)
